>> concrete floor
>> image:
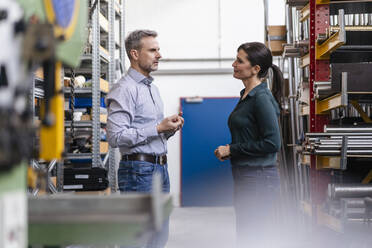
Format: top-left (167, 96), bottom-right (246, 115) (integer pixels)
top-left (166, 207), bottom-right (236, 248)
top-left (65, 207), bottom-right (372, 248)
top-left (164, 207), bottom-right (372, 248)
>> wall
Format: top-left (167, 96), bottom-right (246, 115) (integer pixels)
top-left (124, 0), bottom-right (285, 206)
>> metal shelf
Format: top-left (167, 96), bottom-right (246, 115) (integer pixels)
top-left (316, 207), bottom-right (343, 233)
top-left (81, 49), bottom-right (110, 63)
top-left (316, 30), bottom-right (346, 59)
top-left (99, 12), bottom-right (109, 33)
top-left (316, 93), bottom-right (346, 114)
top-left (64, 83), bottom-right (108, 96)
top-left (115, 0), bottom-right (121, 15)
top-left (300, 53), bottom-right (310, 67)
top-left (64, 87), bottom-right (94, 97)
top-left (61, 0), bottom-right (122, 193)
top-left (65, 121), bottom-right (93, 128)
top-left (300, 3), bottom-right (310, 22)
top-left (286, 0), bottom-right (309, 7)
top-left (331, 25), bottom-right (372, 32)
top-left (65, 153), bottom-right (93, 160)
top-left (316, 9), bottom-right (346, 59)
top-left (65, 118), bottom-right (107, 128)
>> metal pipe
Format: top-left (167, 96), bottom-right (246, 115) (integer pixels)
top-left (318, 136), bottom-right (372, 140)
top-left (314, 150), bottom-right (372, 155)
top-left (316, 86), bottom-right (331, 92)
top-left (314, 81), bottom-right (331, 87)
top-left (286, 3), bottom-right (300, 204)
top-left (325, 127), bottom-right (372, 133)
top-left (341, 198), bottom-right (365, 209)
top-left (355, 14), bottom-right (360, 26)
top-left (329, 184), bottom-right (372, 199)
top-left (307, 133), bottom-right (372, 137)
top-left (263, 0), bottom-right (269, 45)
top-left (322, 136), bottom-right (372, 140)
top-left (345, 209), bottom-right (366, 220)
top-left (318, 141), bottom-right (372, 145)
top-left (334, 15), bottom-right (338, 26)
top-left (317, 144), bottom-right (372, 148)
top-left (318, 137), bottom-right (372, 141)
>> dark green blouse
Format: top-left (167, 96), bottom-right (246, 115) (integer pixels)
top-left (228, 82), bottom-right (281, 167)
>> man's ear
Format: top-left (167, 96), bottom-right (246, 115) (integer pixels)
top-left (130, 49), bottom-right (139, 60)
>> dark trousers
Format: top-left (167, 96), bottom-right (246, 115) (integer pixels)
top-left (232, 165), bottom-right (281, 248)
top-left (118, 160), bottom-right (170, 248)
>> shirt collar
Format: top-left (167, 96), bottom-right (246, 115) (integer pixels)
top-left (128, 67), bottom-right (154, 85)
top-left (240, 82), bottom-right (268, 98)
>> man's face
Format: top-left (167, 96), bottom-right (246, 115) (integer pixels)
top-left (137, 36), bottom-right (162, 73)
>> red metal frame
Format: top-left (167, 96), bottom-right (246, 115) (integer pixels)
top-left (309, 0), bottom-right (331, 205)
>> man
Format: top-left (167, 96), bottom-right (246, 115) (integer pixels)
top-left (106, 30), bottom-right (183, 248)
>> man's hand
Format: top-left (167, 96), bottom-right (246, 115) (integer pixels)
top-left (157, 114), bottom-right (184, 133)
top-left (214, 144), bottom-right (230, 161)
top-left (176, 111), bottom-right (184, 129)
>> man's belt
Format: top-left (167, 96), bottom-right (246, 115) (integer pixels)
top-left (122, 153), bottom-right (167, 165)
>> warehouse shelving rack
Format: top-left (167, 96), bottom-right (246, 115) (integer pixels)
top-left (62, 0), bottom-right (124, 193)
top-left (285, 0), bottom-right (372, 233)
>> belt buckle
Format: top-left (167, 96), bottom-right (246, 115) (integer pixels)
top-left (158, 156), bottom-right (165, 165)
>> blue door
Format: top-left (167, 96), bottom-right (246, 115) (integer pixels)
top-left (181, 97), bottom-right (239, 206)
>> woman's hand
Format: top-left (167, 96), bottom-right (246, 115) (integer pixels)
top-left (214, 144), bottom-right (231, 161)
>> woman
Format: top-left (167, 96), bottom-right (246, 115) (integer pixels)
top-left (214, 42), bottom-right (283, 248)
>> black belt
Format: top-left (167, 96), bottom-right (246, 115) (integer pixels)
top-left (122, 153), bottom-right (167, 165)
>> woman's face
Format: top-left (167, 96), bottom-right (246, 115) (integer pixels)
top-left (232, 49), bottom-right (260, 80)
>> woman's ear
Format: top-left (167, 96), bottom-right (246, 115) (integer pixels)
top-left (253, 65), bottom-right (261, 75)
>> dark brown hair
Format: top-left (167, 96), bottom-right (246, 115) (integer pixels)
top-left (238, 42), bottom-right (284, 108)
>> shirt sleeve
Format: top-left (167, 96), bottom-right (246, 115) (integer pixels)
top-left (106, 84), bottom-right (159, 148)
top-left (164, 130), bottom-right (176, 140)
top-left (229, 92), bottom-right (281, 157)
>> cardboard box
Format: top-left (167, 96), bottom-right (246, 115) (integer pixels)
top-left (81, 114), bottom-right (91, 121)
top-left (100, 78), bottom-right (109, 93)
top-left (266, 25), bottom-right (287, 56)
top-left (100, 114), bottom-right (107, 124)
top-left (100, 141), bottom-right (109, 154)
top-left (35, 67), bottom-right (43, 80)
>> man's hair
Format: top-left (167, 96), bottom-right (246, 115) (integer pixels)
top-left (125, 29), bottom-right (158, 60)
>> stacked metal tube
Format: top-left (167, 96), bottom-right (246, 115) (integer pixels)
top-left (330, 13), bottom-right (372, 26)
top-left (326, 184), bottom-right (372, 221)
top-left (303, 126), bottom-right (372, 156)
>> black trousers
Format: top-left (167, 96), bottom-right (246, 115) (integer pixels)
top-left (231, 165), bottom-right (281, 248)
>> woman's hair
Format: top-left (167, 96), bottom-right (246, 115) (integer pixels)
top-left (237, 42), bottom-right (284, 108)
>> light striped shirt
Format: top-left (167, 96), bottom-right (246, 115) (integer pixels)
top-left (106, 67), bottom-right (170, 155)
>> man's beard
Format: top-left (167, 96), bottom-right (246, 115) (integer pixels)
top-left (139, 62), bottom-right (158, 73)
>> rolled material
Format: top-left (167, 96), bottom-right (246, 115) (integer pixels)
top-left (328, 184), bottom-right (372, 199)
